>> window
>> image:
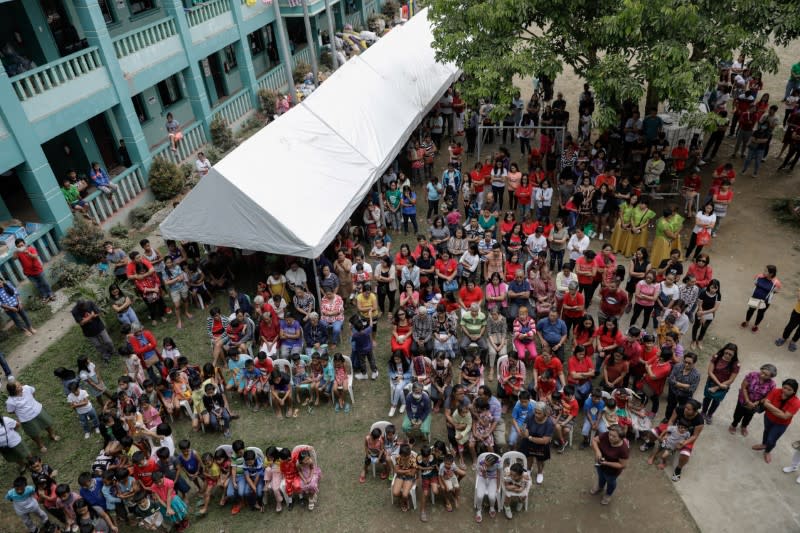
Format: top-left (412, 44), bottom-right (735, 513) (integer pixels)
top-left (99, 0), bottom-right (116, 24)
top-left (156, 75), bottom-right (182, 107)
top-left (223, 44), bottom-right (238, 70)
top-left (248, 31), bottom-right (265, 56)
top-left (131, 93), bottom-right (148, 123)
top-left (128, 0), bottom-right (157, 16)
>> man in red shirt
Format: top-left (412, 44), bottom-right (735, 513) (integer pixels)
top-left (14, 238), bottom-right (54, 301)
top-left (732, 103), bottom-right (757, 158)
top-left (132, 451), bottom-right (159, 488)
top-left (670, 139), bottom-right (689, 174)
top-left (598, 279), bottom-right (629, 323)
top-left (561, 282), bottom-right (585, 333)
top-left (126, 251), bottom-right (155, 280)
top-left (533, 349), bottom-right (565, 390)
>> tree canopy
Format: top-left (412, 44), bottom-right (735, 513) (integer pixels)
top-left (428, 0), bottom-right (800, 126)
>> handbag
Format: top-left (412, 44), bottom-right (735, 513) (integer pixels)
top-left (442, 279), bottom-right (458, 292)
top-left (747, 297), bottom-right (767, 310)
top-left (696, 228), bottom-right (711, 246)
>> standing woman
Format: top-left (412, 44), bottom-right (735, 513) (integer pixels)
top-left (752, 378), bottom-right (800, 463)
top-left (650, 210), bottom-right (683, 268)
top-left (621, 197), bottom-right (656, 258)
top-left (610, 193), bottom-right (639, 255)
top-left (519, 401), bottom-right (555, 485)
top-left (590, 425), bottom-right (630, 505)
top-left (0, 278), bottom-right (35, 336)
top-left (5, 381), bottom-right (59, 453)
top-left (687, 254), bottom-right (713, 290)
top-left (741, 265), bottom-right (781, 333)
top-left (711, 180), bottom-right (734, 237)
top-left (685, 202), bottom-right (716, 260)
top-left (490, 160), bottom-right (508, 211)
top-left (547, 219), bottom-right (569, 271)
top-left (401, 186), bottom-right (418, 235)
top-left (375, 257), bottom-right (397, 317)
top-left (700, 343), bottom-right (740, 424)
top-left (729, 363), bottom-right (777, 436)
top-left (506, 163), bottom-right (523, 211)
top-left (775, 288), bottom-right (800, 352)
top-left (334, 251), bottom-right (353, 305)
top-left (630, 270), bottom-right (660, 329)
top-left (515, 174), bottom-right (533, 217)
top-left (320, 288), bottom-right (344, 350)
top-left (429, 217), bottom-right (450, 256)
top-left (625, 247), bottom-right (651, 313)
top-left (591, 184), bottom-right (616, 241)
top-left (691, 279), bottom-right (722, 351)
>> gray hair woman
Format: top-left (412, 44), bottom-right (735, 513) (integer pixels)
top-left (519, 400), bottom-right (555, 484)
top-left (590, 424), bottom-right (630, 505)
top-left (729, 363), bottom-right (778, 436)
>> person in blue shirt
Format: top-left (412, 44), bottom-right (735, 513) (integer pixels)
top-left (509, 390), bottom-right (535, 449)
top-left (78, 471), bottom-right (106, 511)
top-left (402, 382), bottom-right (432, 442)
top-left (401, 185), bottom-right (419, 235)
top-left (441, 163), bottom-right (462, 208)
top-left (350, 314), bottom-right (376, 380)
top-left (6, 476), bottom-right (48, 532)
top-left (241, 449), bottom-right (265, 512)
top-left (536, 309), bottom-right (568, 359)
top-left (426, 175), bottom-right (443, 222)
top-left (581, 388), bottom-right (606, 448)
top-left (88, 161), bottom-right (117, 197)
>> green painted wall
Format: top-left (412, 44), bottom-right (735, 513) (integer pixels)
top-left (42, 130), bottom-right (88, 181)
top-left (0, 2), bottom-right (47, 66)
top-left (105, 1), bottom-right (168, 38)
top-left (136, 84), bottom-right (193, 148)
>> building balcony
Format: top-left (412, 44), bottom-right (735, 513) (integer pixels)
top-left (112, 17), bottom-right (188, 93)
top-left (83, 164), bottom-right (149, 226)
top-left (8, 47), bottom-right (118, 141)
top-left (186, 0), bottom-right (237, 50)
top-left (0, 223), bottom-right (60, 288)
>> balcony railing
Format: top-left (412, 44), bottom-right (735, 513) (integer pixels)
top-left (212, 88), bottom-right (252, 126)
top-left (10, 47), bottom-right (104, 101)
top-left (291, 46), bottom-right (313, 69)
top-left (152, 121), bottom-right (208, 165)
top-left (0, 224), bottom-right (59, 287)
top-left (186, 0), bottom-right (232, 27)
top-left (345, 12), bottom-right (363, 29)
top-left (112, 17), bottom-right (178, 58)
top-left (365, 0), bottom-right (377, 19)
top-left (256, 63), bottom-right (288, 93)
top-left (84, 165), bottom-right (147, 225)
top-left (240, 0), bottom-right (269, 17)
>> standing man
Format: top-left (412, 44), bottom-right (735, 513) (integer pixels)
top-left (71, 299), bottom-right (115, 363)
top-left (536, 309), bottom-right (568, 361)
top-left (783, 59), bottom-right (800, 101)
top-left (13, 239), bottom-right (54, 302)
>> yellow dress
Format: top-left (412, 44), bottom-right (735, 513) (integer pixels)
top-left (650, 214), bottom-right (685, 266)
top-left (610, 202), bottom-right (633, 255)
top-left (621, 207), bottom-right (655, 257)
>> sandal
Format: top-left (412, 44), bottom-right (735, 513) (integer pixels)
top-left (475, 513), bottom-right (483, 523)
top-left (445, 503), bottom-right (453, 512)
top-left (359, 472), bottom-right (366, 484)
top-left (292, 409), bottom-right (299, 418)
top-left (401, 503), bottom-right (409, 512)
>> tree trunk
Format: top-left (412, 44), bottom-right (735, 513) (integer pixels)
top-left (645, 81), bottom-right (660, 112)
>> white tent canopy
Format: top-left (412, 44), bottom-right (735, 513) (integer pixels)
top-left (160, 8), bottom-right (459, 258)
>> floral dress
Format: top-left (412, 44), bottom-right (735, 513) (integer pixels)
top-left (470, 409), bottom-right (495, 447)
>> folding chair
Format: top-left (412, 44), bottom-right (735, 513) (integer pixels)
top-left (389, 453), bottom-right (417, 510)
top-left (473, 452), bottom-right (502, 513)
top-left (215, 444), bottom-right (233, 458)
top-left (291, 445), bottom-right (318, 505)
top-left (499, 451), bottom-right (531, 512)
top-left (369, 421), bottom-right (391, 478)
top-left (271, 358), bottom-right (293, 408)
top-left (332, 355), bottom-right (355, 409)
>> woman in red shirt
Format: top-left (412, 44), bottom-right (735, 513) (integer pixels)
top-left (602, 349), bottom-right (630, 393)
top-left (575, 250), bottom-right (598, 308)
top-left (504, 252), bottom-right (523, 283)
top-left (503, 224), bottom-right (524, 256)
top-left (390, 309), bottom-right (413, 359)
top-left (681, 173), bottom-right (702, 216)
top-left (753, 378), bottom-right (800, 463)
top-left (434, 250), bottom-right (458, 291)
top-left (567, 345), bottom-right (595, 400)
top-left (521, 213), bottom-right (537, 237)
top-left (394, 244), bottom-right (412, 282)
top-left (641, 348), bottom-right (674, 415)
top-left (686, 254), bottom-right (713, 289)
top-left (573, 315), bottom-right (595, 359)
top-left (515, 175), bottom-right (534, 218)
top-left (458, 279), bottom-right (483, 312)
top-left (499, 212), bottom-right (516, 240)
top-left (561, 283), bottom-right (585, 333)
top-left (593, 317), bottom-right (623, 375)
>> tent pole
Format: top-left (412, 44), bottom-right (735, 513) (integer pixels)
top-left (477, 124), bottom-right (483, 162)
top-left (324, 0), bottom-right (339, 71)
top-left (302, 0), bottom-right (320, 85)
top-left (313, 257), bottom-right (323, 313)
top-left (376, 179), bottom-right (386, 231)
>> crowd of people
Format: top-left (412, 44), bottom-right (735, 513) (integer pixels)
top-left (3, 65), bottom-right (800, 531)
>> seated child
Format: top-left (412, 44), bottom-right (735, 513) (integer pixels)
top-left (296, 449), bottom-right (322, 510)
top-left (132, 490), bottom-right (163, 531)
top-left (240, 359), bottom-right (263, 411)
top-left (452, 402), bottom-right (472, 468)
top-left (241, 449), bottom-right (265, 512)
top-left (553, 385), bottom-right (579, 452)
top-left (360, 427), bottom-right (386, 483)
top-left (416, 445), bottom-right (439, 521)
top-left (501, 462), bottom-right (531, 519)
top-left (390, 443), bottom-right (417, 513)
top-left (198, 452), bottom-right (220, 516)
top-left (291, 354), bottom-right (312, 407)
top-left (468, 397), bottom-right (495, 467)
top-left (535, 369), bottom-right (557, 403)
top-left (647, 419), bottom-right (691, 469)
top-left (460, 354), bottom-right (482, 398)
top-left (308, 353), bottom-right (327, 407)
top-left (438, 453), bottom-right (465, 512)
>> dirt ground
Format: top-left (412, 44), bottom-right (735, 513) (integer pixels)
top-left (2, 37), bottom-right (800, 533)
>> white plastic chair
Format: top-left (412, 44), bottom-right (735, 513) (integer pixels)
top-left (215, 444), bottom-right (233, 458)
top-left (410, 356), bottom-right (433, 395)
top-left (291, 445), bottom-right (318, 504)
top-left (369, 421), bottom-right (391, 478)
top-left (495, 355), bottom-right (508, 385)
top-left (473, 452), bottom-right (502, 512)
top-left (246, 446), bottom-right (265, 462)
top-left (389, 453), bottom-right (417, 510)
top-left (499, 451), bottom-right (531, 512)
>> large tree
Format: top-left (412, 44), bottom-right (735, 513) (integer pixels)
top-left (428, 0), bottom-right (800, 126)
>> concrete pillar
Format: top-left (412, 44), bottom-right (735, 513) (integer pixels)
top-left (230, 0), bottom-right (260, 108)
top-left (73, 122), bottom-right (103, 172)
top-left (271, 2), bottom-right (297, 101)
top-left (0, 195), bottom-right (12, 221)
top-left (72, 0), bottom-right (151, 172)
top-left (22, 0), bottom-right (60, 63)
top-left (163, 0), bottom-right (213, 137)
top-left (0, 72), bottom-right (72, 236)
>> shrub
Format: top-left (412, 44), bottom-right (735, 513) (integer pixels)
top-left (293, 61), bottom-right (312, 84)
top-left (129, 201), bottom-right (168, 229)
top-left (205, 147), bottom-right (223, 165)
top-left (320, 51), bottom-right (334, 71)
top-left (180, 163), bottom-right (194, 180)
top-left (60, 217), bottom-right (105, 263)
top-left (258, 88), bottom-right (281, 114)
top-left (772, 197), bottom-right (800, 226)
top-left (210, 115), bottom-right (236, 152)
top-left (49, 258), bottom-right (93, 289)
top-left (109, 222), bottom-right (128, 238)
top-left (148, 158), bottom-right (184, 201)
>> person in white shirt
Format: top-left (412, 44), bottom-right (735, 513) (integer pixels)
top-left (285, 262), bottom-right (308, 291)
top-left (66, 382), bottom-right (100, 439)
top-left (349, 254), bottom-right (374, 278)
top-left (195, 152), bottom-right (211, 176)
top-left (525, 226), bottom-right (548, 255)
top-left (567, 228), bottom-right (590, 266)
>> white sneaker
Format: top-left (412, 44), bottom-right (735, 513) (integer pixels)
top-left (355, 373), bottom-right (366, 380)
top-left (516, 502), bottom-right (524, 512)
top-left (371, 371), bottom-right (379, 380)
top-left (388, 406), bottom-right (397, 417)
top-left (399, 404), bottom-right (406, 414)
top-left (536, 473), bottom-right (544, 484)
top-left (598, 233), bottom-right (604, 240)
top-left (84, 432), bottom-right (90, 439)
top-left (504, 506), bottom-right (513, 519)
top-left (783, 465), bottom-right (799, 473)
top-left (94, 427), bottom-right (100, 434)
